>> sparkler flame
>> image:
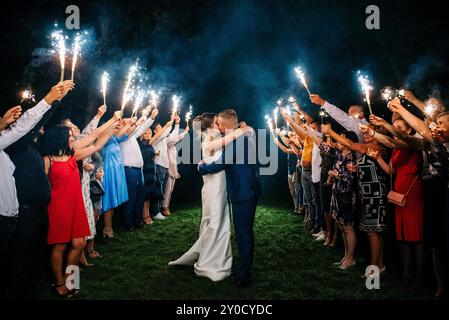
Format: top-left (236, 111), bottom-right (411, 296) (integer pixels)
top-left (185, 105), bottom-right (193, 123)
top-left (121, 62), bottom-right (138, 111)
top-left (132, 90), bottom-right (146, 117)
top-left (148, 90), bottom-right (160, 109)
top-left (357, 71), bottom-right (373, 115)
top-left (381, 87), bottom-right (395, 102)
top-left (424, 102), bottom-right (438, 117)
top-left (101, 71), bottom-right (109, 105)
top-left (51, 30), bottom-right (66, 82)
top-left (294, 66), bottom-right (311, 95)
top-left (20, 90), bottom-right (35, 103)
top-left (71, 33), bottom-right (81, 81)
top-left (273, 107), bottom-right (278, 129)
top-left (172, 95), bottom-right (181, 116)
top-left (265, 114), bottom-right (274, 132)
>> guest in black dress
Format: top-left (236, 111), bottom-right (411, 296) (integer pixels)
top-left (139, 128), bottom-right (163, 225)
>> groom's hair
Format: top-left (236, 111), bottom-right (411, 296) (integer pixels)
top-left (218, 109), bottom-right (238, 126)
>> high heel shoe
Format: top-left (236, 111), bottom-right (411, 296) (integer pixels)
top-left (103, 228), bottom-right (114, 238)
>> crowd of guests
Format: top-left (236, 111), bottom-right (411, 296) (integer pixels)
top-left (0, 80), bottom-right (189, 299)
top-left (273, 90), bottom-right (449, 299)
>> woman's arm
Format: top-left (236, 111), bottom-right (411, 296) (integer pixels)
top-left (366, 148), bottom-right (392, 175)
top-left (73, 111), bottom-right (121, 149)
top-left (292, 101), bottom-right (314, 124)
top-left (206, 125), bottom-right (253, 154)
top-left (370, 115), bottom-right (425, 151)
top-left (149, 120), bottom-right (174, 145)
top-left (359, 124), bottom-right (408, 149)
top-left (302, 124), bottom-right (324, 146)
top-left (74, 125), bottom-right (118, 161)
top-left (403, 90), bottom-right (426, 112)
top-left (322, 124), bottom-right (368, 154)
top-left (387, 99), bottom-right (433, 143)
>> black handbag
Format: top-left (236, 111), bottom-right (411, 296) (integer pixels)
top-left (90, 179), bottom-right (105, 198)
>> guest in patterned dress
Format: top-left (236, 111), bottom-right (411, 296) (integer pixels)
top-left (320, 130), bottom-right (359, 270)
top-left (321, 124), bottom-right (389, 276)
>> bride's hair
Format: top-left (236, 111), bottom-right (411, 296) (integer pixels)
top-left (192, 113), bottom-right (217, 133)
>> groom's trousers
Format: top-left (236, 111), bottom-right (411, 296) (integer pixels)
top-left (231, 198), bottom-right (258, 282)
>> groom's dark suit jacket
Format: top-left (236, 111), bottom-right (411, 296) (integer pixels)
top-left (198, 131), bottom-right (261, 202)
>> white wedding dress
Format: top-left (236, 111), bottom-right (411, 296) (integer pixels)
top-left (168, 133), bottom-right (232, 282)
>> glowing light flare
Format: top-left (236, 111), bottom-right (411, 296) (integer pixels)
top-left (185, 105), bottom-right (193, 123)
top-left (294, 66), bottom-right (311, 95)
top-left (121, 62), bottom-right (139, 112)
top-left (357, 71), bottom-right (373, 115)
top-left (172, 95), bottom-right (181, 116)
top-left (20, 90), bottom-right (36, 104)
top-left (51, 30), bottom-right (66, 82)
top-left (101, 71), bottom-right (109, 106)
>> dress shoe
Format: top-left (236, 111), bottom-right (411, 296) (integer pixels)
top-left (154, 212), bottom-right (166, 220)
top-left (162, 207), bottom-right (171, 216)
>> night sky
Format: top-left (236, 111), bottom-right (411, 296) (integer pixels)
top-left (1, 0), bottom-right (449, 204)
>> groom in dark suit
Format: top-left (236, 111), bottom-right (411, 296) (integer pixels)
top-left (198, 109), bottom-right (261, 287)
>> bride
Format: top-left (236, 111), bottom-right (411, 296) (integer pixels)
top-left (168, 112), bottom-right (251, 282)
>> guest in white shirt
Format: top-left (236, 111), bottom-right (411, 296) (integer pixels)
top-left (120, 108), bottom-right (159, 230)
top-left (310, 94), bottom-right (369, 143)
top-left (152, 115), bottom-right (180, 220)
top-left (162, 124), bottom-right (190, 216)
top-left (0, 82), bottom-right (67, 299)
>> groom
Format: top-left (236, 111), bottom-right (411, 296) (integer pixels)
top-left (198, 109), bottom-right (261, 288)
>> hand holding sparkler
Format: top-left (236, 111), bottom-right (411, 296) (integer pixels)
top-left (369, 115), bottom-right (386, 127)
top-left (44, 83), bottom-right (65, 105)
top-left (96, 105), bottom-right (107, 119)
top-left (387, 98), bottom-right (405, 114)
top-left (309, 94), bottom-right (326, 107)
top-left (150, 108), bottom-right (159, 120)
top-left (0, 106), bottom-right (22, 130)
top-left (113, 111), bottom-right (123, 121)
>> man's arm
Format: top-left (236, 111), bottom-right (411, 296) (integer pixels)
top-left (0, 99), bottom-right (51, 151)
top-left (198, 161), bottom-right (226, 175)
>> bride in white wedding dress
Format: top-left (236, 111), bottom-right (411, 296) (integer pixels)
top-left (168, 113), bottom-right (250, 282)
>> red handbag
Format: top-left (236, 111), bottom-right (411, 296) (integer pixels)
top-left (387, 163), bottom-right (418, 208)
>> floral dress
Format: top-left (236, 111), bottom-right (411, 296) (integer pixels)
top-left (320, 142), bottom-right (358, 226)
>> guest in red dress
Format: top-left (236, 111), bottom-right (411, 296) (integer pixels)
top-left (366, 118), bottom-right (425, 286)
top-left (39, 122), bottom-right (117, 297)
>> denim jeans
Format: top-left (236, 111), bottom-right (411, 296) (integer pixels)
top-left (301, 170), bottom-right (319, 225)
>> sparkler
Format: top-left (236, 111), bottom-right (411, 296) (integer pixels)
top-left (71, 33), bottom-right (81, 81)
top-left (185, 105), bottom-right (193, 124)
top-left (20, 90), bottom-right (36, 104)
top-left (319, 110), bottom-right (325, 125)
top-left (131, 90), bottom-right (146, 117)
top-left (424, 102), bottom-right (438, 118)
top-left (121, 62), bottom-right (138, 112)
top-left (380, 87), bottom-right (396, 102)
top-left (172, 95), bottom-right (181, 116)
top-left (51, 30), bottom-right (66, 82)
top-left (357, 71), bottom-right (373, 115)
top-left (273, 107), bottom-right (279, 130)
top-left (294, 66), bottom-right (311, 95)
top-left (398, 89), bottom-right (405, 98)
top-left (101, 71), bottom-right (109, 106)
top-left (265, 114), bottom-right (274, 132)
top-left (148, 90), bottom-right (160, 109)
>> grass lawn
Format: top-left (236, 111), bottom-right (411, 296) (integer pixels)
top-left (39, 203), bottom-right (432, 300)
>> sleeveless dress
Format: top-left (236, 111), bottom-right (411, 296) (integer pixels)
top-left (101, 135), bottom-right (129, 213)
top-left (47, 157), bottom-right (91, 244)
top-left (391, 149), bottom-right (424, 241)
top-left (168, 132), bottom-right (232, 282)
top-left (357, 153), bottom-right (389, 232)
